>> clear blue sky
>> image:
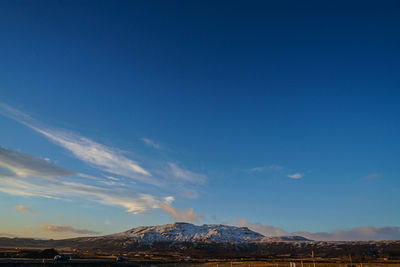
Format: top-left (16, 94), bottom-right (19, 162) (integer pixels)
top-left (0, 0), bottom-right (399, 240)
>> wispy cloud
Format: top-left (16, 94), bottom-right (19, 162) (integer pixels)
top-left (0, 146), bottom-right (75, 178)
top-left (141, 138), bottom-right (162, 150)
top-left (0, 103), bottom-right (206, 216)
top-left (294, 226), bottom-right (400, 241)
top-left (0, 147), bottom-right (173, 214)
top-left (168, 163), bottom-right (206, 184)
top-left (14, 205), bottom-right (38, 215)
top-left (249, 165), bottom-right (283, 172)
top-left (287, 173), bottom-right (303, 179)
top-left (0, 232), bottom-right (18, 238)
top-left (179, 190), bottom-right (199, 199)
top-left (39, 225), bottom-right (101, 235)
top-left (29, 128), bottom-right (157, 183)
top-left (238, 217), bottom-right (287, 236)
top-left (360, 173), bottom-right (382, 181)
top-left (238, 218), bottom-right (400, 241)
top-left (159, 202), bottom-right (199, 223)
top-left (0, 103), bottom-right (158, 185)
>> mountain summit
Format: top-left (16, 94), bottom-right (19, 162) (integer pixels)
top-left (107, 222), bottom-right (264, 243)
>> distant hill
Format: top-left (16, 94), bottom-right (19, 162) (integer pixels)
top-left (2, 223), bottom-right (399, 259)
top-left (0, 222), bottom-right (311, 250)
top-left (257, 235), bottom-right (312, 242)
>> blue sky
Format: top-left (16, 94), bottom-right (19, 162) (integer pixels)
top-left (0, 0), bottom-right (399, 240)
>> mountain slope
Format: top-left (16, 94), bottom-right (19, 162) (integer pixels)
top-left (0, 222), bottom-right (313, 254)
top-left (107, 222), bottom-right (264, 243)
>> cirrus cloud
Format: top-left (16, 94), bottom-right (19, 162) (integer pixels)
top-left (0, 145), bottom-right (173, 214)
top-left (294, 226), bottom-right (400, 241)
top-left (168, 163), bottom-right (206, 184)
top-left (0, 103), bottom-right (158, 185)
top-left (287, 173), bottom-right (303, 179)
top-left (0, 103), bottom-right (206, 219)
top-left (249, 165), bottom-right (283, 172)
top-left (39, 225), bottom-right (101, 235)
top-left (0, 146), bottom-right (75, 178)
top-left (14, 205), bottom-right (38, 215)
top-left (238, 218), bottom-right (400, 241)
top-left (141, 138), bottom-right (162, 150)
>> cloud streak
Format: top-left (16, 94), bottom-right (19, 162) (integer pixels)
top-left (0, 146), bottom-right (173, 214)
top-left (294, 226), bottom-right (400, 241)
top-left (238, 218), bottom-right (400, 241)
top-left (39, 225), bottom-right (101, 235)
top-left (0, 103), bottom-right (159, 185)
top-left (141, 138), bottom-right (162, 150)
top-left (238, 217), bottom-right (287, 236)
top-left (0, 103), bottom-right (206, 217)
top-left (14, 205), bottom-right (38, 214)
top-left (0, 233), bottom-right (18, 238)
top-left (30, 127), bottom-right (157, 183)
top-left (168, 163), bottom-right (206, 184)
top-left (159, 202), bottom-right (199, 223)
top-left (287, 173), bottom-right (303, 179)
top-left (0, 146), bottom-right (75, 178)
top-left (249, 165), bottom-right (283, 172)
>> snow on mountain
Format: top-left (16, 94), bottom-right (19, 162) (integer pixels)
top-left (107, 222), bottom-right (264, 243)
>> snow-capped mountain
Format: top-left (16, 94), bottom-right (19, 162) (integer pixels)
top-left (0, 222), bottom-right (314, 254)
top-left (107, 222), bottom-right (264, 243)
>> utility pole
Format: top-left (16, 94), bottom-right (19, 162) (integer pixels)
top-left (312, 250), bottom-right (316, 267)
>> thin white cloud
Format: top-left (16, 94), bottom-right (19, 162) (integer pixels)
top-left (0, 103), bottom-right (32, 122)
top-left (59, 181), bottom-right (167, 214)
top-left (0, 103), bottom-right (163, 186)
top-left (159, 202), bottom-right (199, 223)
top-left (0, 147), bottom-right (173, 214)
top-left (249, 165), bottom-right (283, 172)
top-left (0, 103), bottom-right (207, 215)
top-left (288, 173), bottom-right (303, 179)
top-left (0, 174), bottom-right (172, 215)
top-left (237, 217), bottom-right (287, 236)
top-left (238, 218), bottom-right (400, 241)
top-left (30, 127), bottom-right (157, 183)
top-left (14, 205), bottom-right (38, 215)
top-left (0, 176), bottom-right (62, 199)
top-left (141, 138), bottom-right (162, 150)
top-left (168, 163), bottom-right (206, 184)
top-left (294, 226), bottom-right (400, 241)
top-left (39, 225), bottom-right (100, 235)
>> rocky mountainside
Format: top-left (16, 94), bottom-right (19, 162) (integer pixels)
top-left (106, 222), bottom-right (264, 243)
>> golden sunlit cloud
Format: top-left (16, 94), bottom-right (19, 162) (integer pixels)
top-left (14, 205), bottom-right (38, 215)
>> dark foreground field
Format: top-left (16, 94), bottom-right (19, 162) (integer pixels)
top-left (0, 259), bottom-right (400, 267)
top-left (1, 240), bottom-right (399, 267)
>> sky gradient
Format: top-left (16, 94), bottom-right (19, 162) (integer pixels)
top-left (0, 0), bottom-right (399, 240)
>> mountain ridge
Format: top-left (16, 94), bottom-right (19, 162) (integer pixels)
top-left (1, 223), bottom-right (400, 259)
top-left (106, 222), bottom-right (266, 243)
